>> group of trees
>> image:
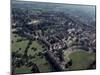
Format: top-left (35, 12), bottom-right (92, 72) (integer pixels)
top-left (12, 37), bottom-right (42, 74)
top-left (12, 50), bottom-right (40, 74)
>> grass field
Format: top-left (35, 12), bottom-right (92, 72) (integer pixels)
top-left (68, 50), bottom-right (96, 70)
top-left (12, 33), bottom-right (52, 73)
top-left (27, 41), bottom-right (43, 56)
top-left (27, 41), bottom-right (52, 72)
top-left (15, 66), bottom-right (32, 74)
top-left (12, 34), bottom-right (29, 54)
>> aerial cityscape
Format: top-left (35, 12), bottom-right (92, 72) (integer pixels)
top-left (11, 1), bottom-right (96, 74)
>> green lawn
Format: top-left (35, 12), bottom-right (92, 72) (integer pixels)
top-left (68, 50), bottom-right (96, 70)
top-left (27, 41), bottom-right (52, 72)
top-left (31, 56), bottom-right (52, 72)
top-left (27, 41), bottom-right (43, 56)
top-left (12, 33), bottom-right (52, 73)
top-left (11, 34), bottom-right (29, 54)
top-left (16, 66), bottom-right (32, 74)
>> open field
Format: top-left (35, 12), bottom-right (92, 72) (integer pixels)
top-left (15, 66), bottom-right (32, 74)
top-left (12, 33), bottom-right (53, 73)
top-left (68, 50), bottom-right (96, 70)
top-left (11, 34), bottom-right (29, 54)
top-left (27, 41), bottom-right (53, 72)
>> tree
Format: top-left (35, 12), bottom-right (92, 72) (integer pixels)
top-left (57, 49), bottom-right (64, 61)
top-left (68, 59), bottom-right (72, 66)
top-left (34, 48), bottom-right (37, 51)
top-left (31, 63), bottom-right (40, 73)
top-left (12, 65), bottom-right (16, 75)
top-left (65, 59), bottom-right (72, 68)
